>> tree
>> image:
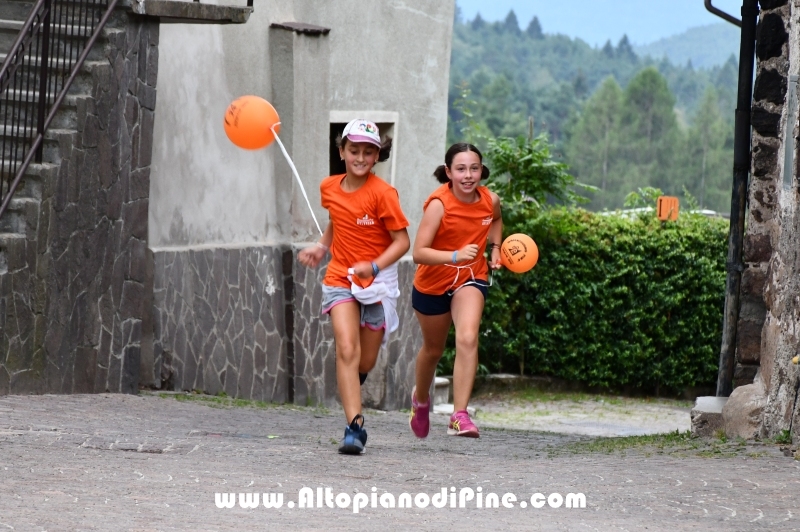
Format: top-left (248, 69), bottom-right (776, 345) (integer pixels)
top-left (602, 40), bottom-right (615, 58)
top-left (478, 73), bottom-right (528, 138)
top-left (685, 87), bottom-right (729, 210)
top-left (616, 35), bottom-right (637, 62)
top-left (526, 16), bottom-right (543, 39)
top-left (485, 135), bottom-right (588, 227)
top-left (446, 15), bottom-right (738, 209)
top-left (713, 54), bottom-right (738, 123)
top-left (566, 77), bottom-right (624, 209)
top-left (503, 10), bottom-right (521, 35)
top-left (619, 67), bottom-right (680, 194)
top-left (573, 69), bottom-right (589, 99)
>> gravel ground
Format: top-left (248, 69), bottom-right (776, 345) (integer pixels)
top-left (470, 391), bottom-right (692, 436)
top-left (0, 393), bottom-right (798, 531)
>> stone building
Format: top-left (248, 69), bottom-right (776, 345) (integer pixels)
top-left (0, 0), bottom-right (455, 410)
top-left (695, 0), bottom-right (800, 442)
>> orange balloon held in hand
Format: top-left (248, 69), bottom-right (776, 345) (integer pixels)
top-left (223, 95), bottom-right (281, 150)
top-left (500, 233), bottom-right (538, 273)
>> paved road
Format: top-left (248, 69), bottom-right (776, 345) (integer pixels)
top-left (0, 394), bottom-right (798, 531)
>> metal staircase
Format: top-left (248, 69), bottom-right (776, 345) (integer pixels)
top-left (0, 0), bottom-right (118, 278)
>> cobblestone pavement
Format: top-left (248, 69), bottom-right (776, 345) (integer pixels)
top-left (0, 394), bottom-right (798, 531)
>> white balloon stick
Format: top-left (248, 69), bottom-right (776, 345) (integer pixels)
top-left (270, 123), bottom-right (324, 236)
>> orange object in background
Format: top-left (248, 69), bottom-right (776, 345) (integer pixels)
top-left (657, 196), bottom-right (679, 221)
top-left (500, 233), bottom-right (539, 273)
top-left (223, 95), bottom-right (281, 150)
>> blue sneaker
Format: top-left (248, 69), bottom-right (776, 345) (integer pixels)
top-left (338, 414), bottom-right (367, 455)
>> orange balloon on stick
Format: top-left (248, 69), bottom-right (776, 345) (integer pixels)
top-left (500, 233), bottom-right (538, 273)
top-left (223, 95), bottom-right (281, 150)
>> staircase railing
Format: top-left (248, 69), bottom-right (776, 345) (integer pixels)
top-left (0, 0), bottom-right (120, 219)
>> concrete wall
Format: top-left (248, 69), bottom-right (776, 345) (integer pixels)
top-left (148, 1), bottom-right (453, 406)
top-left (292, 1), bottom-right (454, 241)
top-left (149, 0), bottom-right (454, 247)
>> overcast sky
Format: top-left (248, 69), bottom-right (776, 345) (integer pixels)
top-left (456, 0), bottom-right (743, 46)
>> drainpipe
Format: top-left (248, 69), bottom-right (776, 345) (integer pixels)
top-left (705, 0), bottom-right (759, 397)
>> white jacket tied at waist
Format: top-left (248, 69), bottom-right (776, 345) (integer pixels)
top-left (348, 262), bottom-right (400, 347)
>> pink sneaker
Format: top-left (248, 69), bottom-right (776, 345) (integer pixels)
top-left (409, 386), bottom-right (430, 438)
top-left (448, 410), bottom-right (479, 438)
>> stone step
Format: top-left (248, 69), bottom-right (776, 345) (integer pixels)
top-left (0, 19), bottom-right (111, 59)
top-left (0, 126), bottom-right (77, 164)
top-left (0, 0), bottom-right (115, 25)
top-left (0, 0), bottom-right (34, 22)
top-left (0, 18), bottom-right (93, 36)
top-left (690, 396), bottom-right (728, 438)
top-left (0, 231), bottom-right (27, 275)
top-left (0, 195), bottom-right (38, 234)
top-left (0, 92), bottom-right (81, 130)
top-left (433, 376), bottom-right (450, 405)
top-left (432, 404), bottom-right (477, 416)
top-left (0, 51), bottom-right (104, 71)
top-left (1, 64), bottom-right (92, 92)
top-left (0, 161), bottom-right (55, 200)
top-left (0, 21), bottom-right (94, 56)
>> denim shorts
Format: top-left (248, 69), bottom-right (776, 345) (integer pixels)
top-left (321, 285), bottom-right (385, 331)
top-left (411, 279), bottom-right (489, 316)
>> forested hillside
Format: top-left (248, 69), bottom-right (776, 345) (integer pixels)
top-left (635, 23), bottom-right (740, 70)
top-left (448, 10), bottom-right (738, 212)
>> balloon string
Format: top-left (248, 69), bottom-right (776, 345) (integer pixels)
top-left (270, 123), bottom-right (324, 236)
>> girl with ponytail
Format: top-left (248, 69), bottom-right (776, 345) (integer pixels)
top-left (408, 143), bottom-right (503, 439)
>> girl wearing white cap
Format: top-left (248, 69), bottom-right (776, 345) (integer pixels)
top-left (298, 119), bottom-right (410, 454)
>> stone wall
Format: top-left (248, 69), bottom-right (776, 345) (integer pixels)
top-left (736, 1), bottom-right (791, 389)
top-left (151, 246), bottom-right (422, 410)
top-left (0, 10), bottom-right (159, 394)
top-left (758, 0), bottom-right (800, 440)
top-left (151, 245), bottom-right (289, 401)
top-left (291, 253), bottom-right (421, 410)
top-left (0, 164), bottom-right (57, 394)
top-left (727, 0), bottom-right (800, 442)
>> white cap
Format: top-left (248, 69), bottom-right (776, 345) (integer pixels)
top-left (342, 119), bottom-right (381, 148)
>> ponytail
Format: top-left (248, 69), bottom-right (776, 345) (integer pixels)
top-left (433, 164), bottom-right (449, 184)
top-left (432, 142), bottom-right (490, 183)
top-left (378, 136), bottom-right (393, 162)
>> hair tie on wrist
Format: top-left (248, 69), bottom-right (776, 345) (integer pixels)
top-left (315, 242), bottom-right (329, 251)
top-left (452, 250), bottom-right (458, 264)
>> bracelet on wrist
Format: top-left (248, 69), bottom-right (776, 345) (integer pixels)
top-left (490, 243), bottom-right (501, 249)
top-left (315, 242), bottom-right (329, 251)
top-left (371, 261), bottom-right (380, 276)
top-left (452, 250), bottom-right (459, 264)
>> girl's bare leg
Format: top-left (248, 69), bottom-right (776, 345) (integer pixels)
top-left (450, 287), bottom-right (485, 412)
top-left (414, 311), bottom-right (452, 404)
top-left (358, 326), bottom-right (384, 375)
top-left (330, 302), bottom-right (364, 423)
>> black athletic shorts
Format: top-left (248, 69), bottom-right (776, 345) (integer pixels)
top-left (411, 280), bottom-right (489, 316)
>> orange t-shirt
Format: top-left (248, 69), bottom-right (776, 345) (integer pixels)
top-left (414, 183), bottom-right (495, 295)
top-left (321, 173), bottom-right (409, 289)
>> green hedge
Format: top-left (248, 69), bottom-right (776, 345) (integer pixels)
top-left (461, 208), bottom-right (729, 393)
